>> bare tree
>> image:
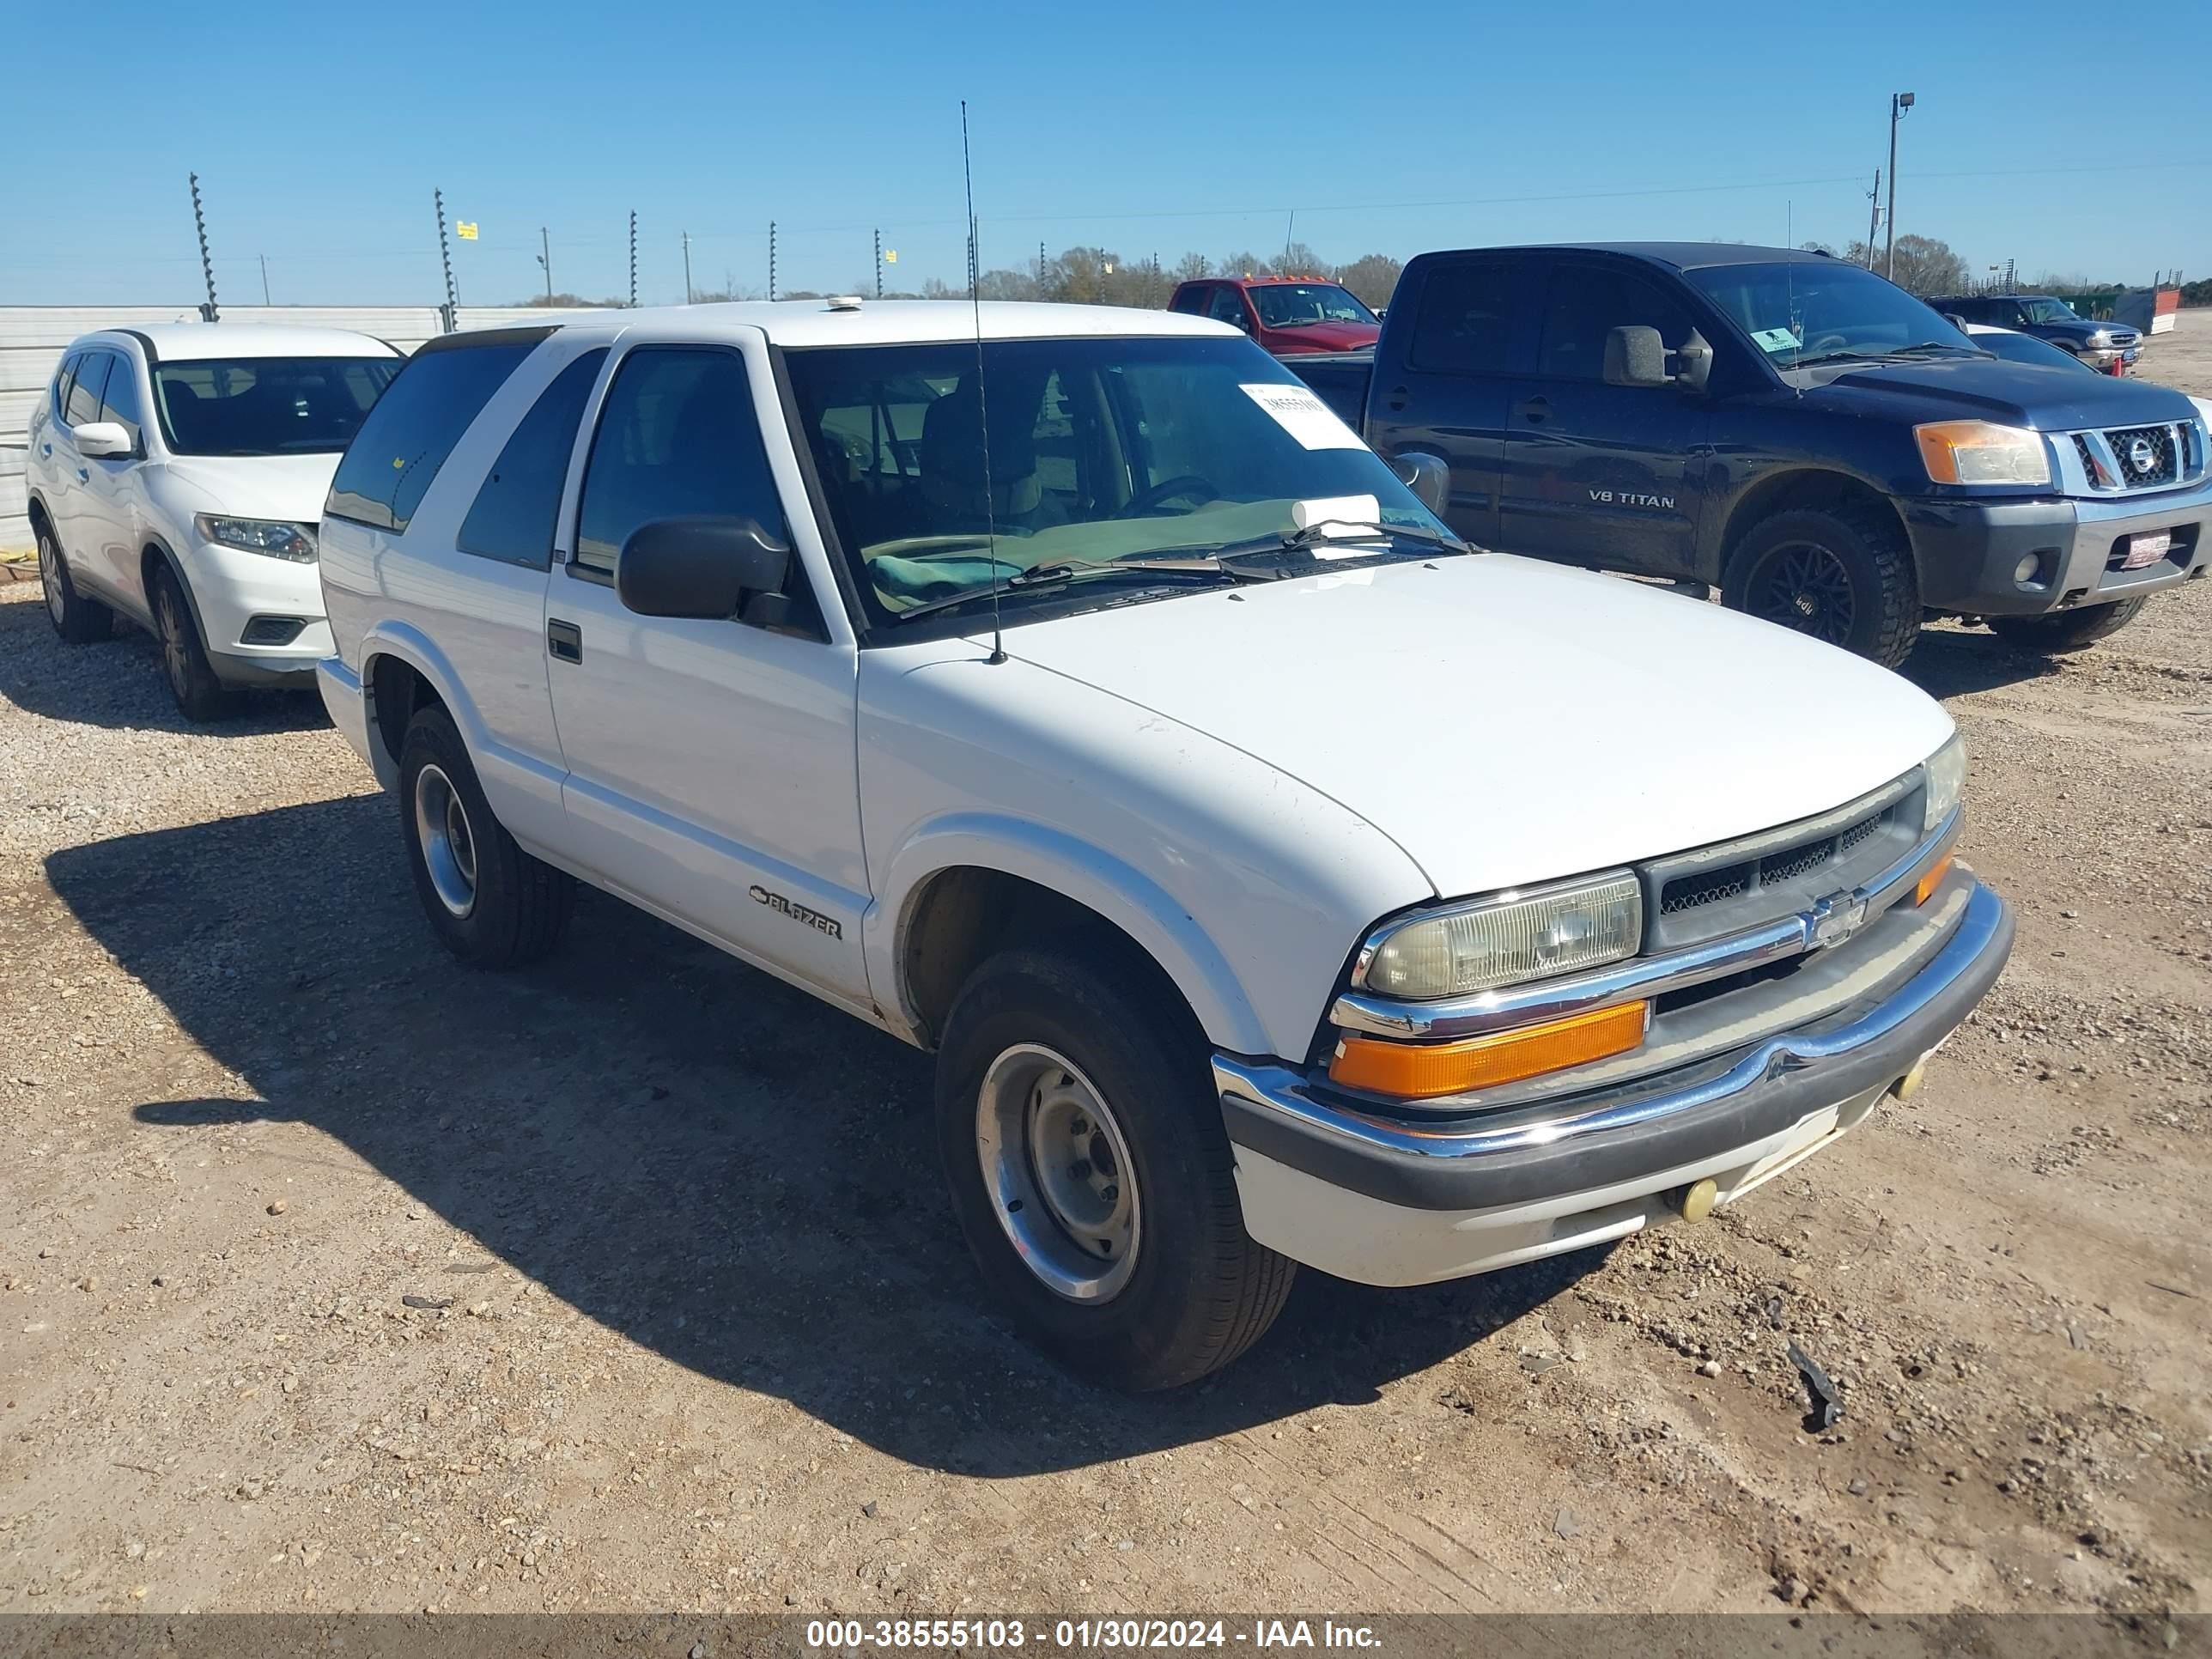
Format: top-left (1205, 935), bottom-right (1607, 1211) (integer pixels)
top-left (1334, 254), bottom-right (1403, 310)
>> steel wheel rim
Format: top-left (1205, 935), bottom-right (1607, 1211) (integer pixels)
top-left (1751, 542), bottom-right (1856, 647)
top-left (413, 763), bottom-right (478, 919)
top-left (39, 532), bottom-right (65, 625)
top-left (975, 1043), bottom-right (1141, 1302)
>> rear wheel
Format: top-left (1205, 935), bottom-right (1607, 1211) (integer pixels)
top-left (935, 943), bottom-right (1294, 1390)
top-left (149, 565), bottom-right (233, 722)
top-left (1723, 505), bottom-right (1919, 667)
top-left (398, 704), bottom-right (574, 967)
top-left (37, 520), bottom-right (113, 644)
top-left (1989, 596), bottom-right (2145, 653)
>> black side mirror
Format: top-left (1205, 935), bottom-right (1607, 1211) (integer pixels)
top-left (1603, 325), bottom-right (1670, 388)
top-left (1386, 452), bottom-right (1451, 519)
top-left (617, 516), bottom-right (790, 622)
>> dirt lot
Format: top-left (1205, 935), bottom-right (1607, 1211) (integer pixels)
top-left (2, 319), bottom-right (2209, 1626)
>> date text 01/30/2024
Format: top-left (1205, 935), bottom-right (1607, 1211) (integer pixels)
top-left (802, 1619), bottom-right (1382, 1650)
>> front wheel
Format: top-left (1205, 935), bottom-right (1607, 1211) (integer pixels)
top-left (150, 565), bottom-right (234, 722)
top-left (1989, 596), bottom-right (2145, 653)
top-left (1723, 506), bottom-right (1920, 666)
top-left (37, 521), bottom-right (114, 644)
top-left (935, 944), bottom-right (1294, 1390)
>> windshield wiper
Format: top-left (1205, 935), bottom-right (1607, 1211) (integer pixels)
top-left (1210, 518), bottom-right (1471, 562)
top-left (888, 558), bottom-right (1256, 623)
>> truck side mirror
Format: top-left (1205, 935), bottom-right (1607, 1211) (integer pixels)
top-left (1386, 452), bottom-right (1451, 519)
top-left (617, 516), bottom-right (790, 622)
top-left (1603, 326), bottom-right (1670, 388)
top-left (1672, 328), bottom-right (1713, 394)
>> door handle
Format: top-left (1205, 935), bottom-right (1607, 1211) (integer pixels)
top-left (40, 442), bottom-right (52, 458)
top-left (547, 618), bottom-right (582, 664)
top-left (1384, 384), bottom-right (1408, 412)
top-left (1516, 396), bottom-right (1550, 426)
top-left (76, 468), bottom-right (89, 483)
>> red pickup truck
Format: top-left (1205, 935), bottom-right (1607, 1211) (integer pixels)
top-left (1166, 275), bottom-right (1382, 355)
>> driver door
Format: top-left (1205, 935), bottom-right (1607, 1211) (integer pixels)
top-left (543, 337), bottom-right (872, 1006)
top-left (1498, 259), bottom-right (1710, 578)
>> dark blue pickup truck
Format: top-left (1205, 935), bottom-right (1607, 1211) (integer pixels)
top-left (1289, 243), bottom-right (2211, 663)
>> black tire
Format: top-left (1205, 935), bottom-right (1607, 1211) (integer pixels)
top-left (397, 704), bottom-right (574, 967)
top-left (935, 942), bottom-right (1295, 1391)
top-left (35, 518), bottom-right (114, 644)
top-left (1723, 504), bottom-right (1920, 667)
top-left (1989, 596), bottom-right (2145, 653)
top-left (149, 564), bottom-right (234, 722)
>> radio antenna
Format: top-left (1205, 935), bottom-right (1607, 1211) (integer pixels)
top-left (961, 100), bottom-right (1006, 665)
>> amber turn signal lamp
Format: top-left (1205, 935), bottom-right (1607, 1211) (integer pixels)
top-left (1329, 1000), bottom-right (1650, 1100)
top-left (1915, 854), bottom-right (1954, 907)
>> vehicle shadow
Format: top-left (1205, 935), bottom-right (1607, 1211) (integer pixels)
top-left (52, 797), bottom-right (1595, 1478)
top-left (0, 586), bottom-right (327, 734)
top-left (1900, 625), bottom-right (2064, 700)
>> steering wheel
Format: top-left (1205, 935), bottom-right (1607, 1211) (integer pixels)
top-left (1805, 331), bottom-right (1850, 356)
top-left (1118, 475), bottom-right (1219, 518)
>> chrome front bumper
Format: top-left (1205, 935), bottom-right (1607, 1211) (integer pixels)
top-left (1214, 873), bottom-right (2011, 1249)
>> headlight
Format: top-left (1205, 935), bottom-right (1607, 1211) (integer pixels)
top-left (195, 514), bottom-right (317, 562)
top-left (1913, 421), bottom-right (2051, 487)
top-left (1924, 732), bottom-right (1966, 827)
top-left (2087, 329), bottom-right (2112, 347)
top-left (1360, 872), bottom-right (1643, 1000)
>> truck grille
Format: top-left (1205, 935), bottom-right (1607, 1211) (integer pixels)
top-left (1644, 790), bottom-right (1915, 951)
top-left (2064, 420), bottom-right (2206, 495)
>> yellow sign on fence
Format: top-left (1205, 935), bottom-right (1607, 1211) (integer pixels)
top-left (455, 222), bottom-right (478, 240)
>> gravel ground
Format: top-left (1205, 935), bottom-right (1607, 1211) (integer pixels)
top-left (1, 319), bottom-right (2208, 1627)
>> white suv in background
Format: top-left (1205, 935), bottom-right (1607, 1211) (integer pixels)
top-left (27, 324), bottom-right (403, 720)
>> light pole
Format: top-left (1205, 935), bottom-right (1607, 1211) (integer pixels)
top-left (1885, 92), bottom-right (1914, 283)
top-left (537, 227), bottom-right (553, 303)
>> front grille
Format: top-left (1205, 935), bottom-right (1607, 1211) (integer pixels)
top-left (1760, 840), bottom-right (1835, 885)
top-left (1649, 795), bottom-right (1911, 951)
top-left (1838, 809), bottom-right (1890, 854)
top-left (2106, 425), bottom-right (2178, 489)
top-left (2065, 421), bottom-right (2202, 495)
top-left (1660, 865), bottom-right (1748, 915)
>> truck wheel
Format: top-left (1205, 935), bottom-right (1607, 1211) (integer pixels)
top-left (398, 704), bottom-right (574, 967)
top-left (935, 943), bottom-right (1295, 1390)
top-left (1723, 506), bottom-right (1919, 667)
top-left (150, 566), bottom-right (235, 723)
top-left (1989, 596), bottom-right (2145, 653)
top-left (38, 520), bottom-right (114, 644)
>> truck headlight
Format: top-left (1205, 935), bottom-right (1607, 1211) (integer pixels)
top-left (1359, 872), bottom-right (1643, 1000)
top-left (2087, 328), bottom-right (2113, 347)
top-left (1913, 421), bottom-right (2051, 486)
top-left (195, 514), bottom-right (318, 562)
top-left (1924, 732), bottom-right (1966, 827)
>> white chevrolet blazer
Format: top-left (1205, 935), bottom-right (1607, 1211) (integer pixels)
top-left (317, 301), bottom-right (2014, 1389)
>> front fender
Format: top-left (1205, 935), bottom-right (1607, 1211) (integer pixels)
top-left (868, 811), bottom-right (1273, 1057)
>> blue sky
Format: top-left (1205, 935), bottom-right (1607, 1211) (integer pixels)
top-left (10, 0), bottom-right (2208, 307)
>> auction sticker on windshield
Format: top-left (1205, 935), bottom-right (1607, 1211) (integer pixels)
top-left (1242, 383), bottom-right (1364, 449)
top-left (1750, 326), bottom-right (1802, 354)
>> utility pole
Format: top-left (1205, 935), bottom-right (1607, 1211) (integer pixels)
top-left (1864, 170), bottom-right (1881, 270)
top-left (537, 226), bottom-right (552, 303)
top-left (769, 221), bottom-right (777, 301)
top-left (259, 254), bottom-right (270, 307)
top-left (434, 188), bottom-right (459, 322)
top-left (188, 173), bottom-right (218, 322)
top-left (628, 210), bottom-right (638, 307)
top-left (1885, 92), bottom-right (1914, 283)
top-left (1283, 210), bottom-right (1295, 273)
top-left (682, 231), bottom-right (693, 304)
